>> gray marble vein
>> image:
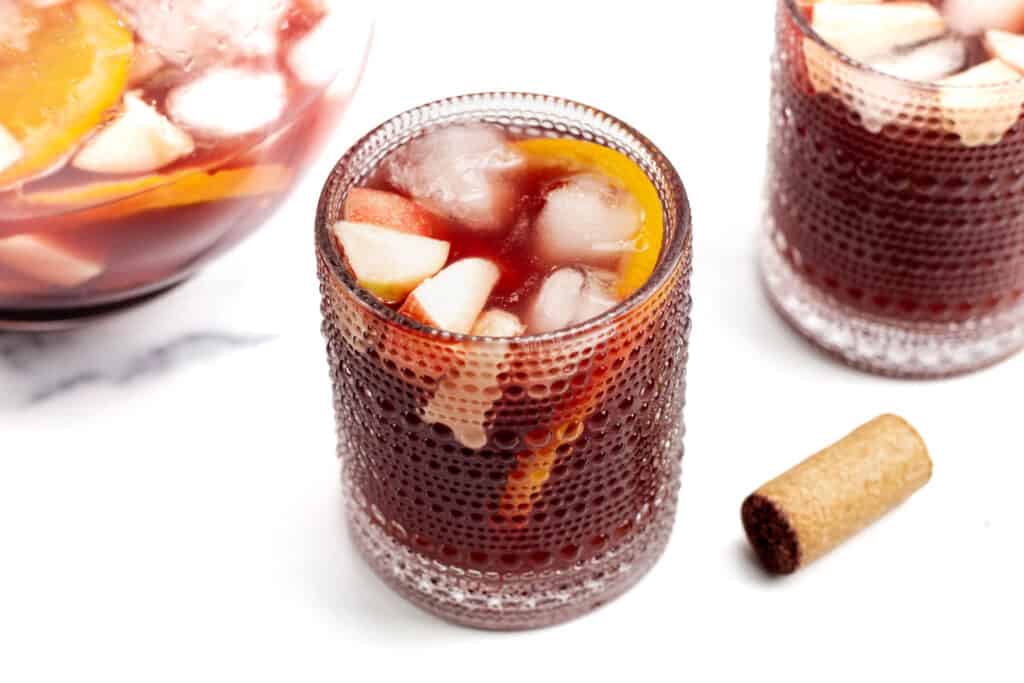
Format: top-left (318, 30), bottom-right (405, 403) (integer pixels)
top-left (17, 332), bottom-right (273, 405)
top-left (0, 272), bottom-right (286, 410)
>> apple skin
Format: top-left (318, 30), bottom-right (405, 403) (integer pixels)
top-left (343, 188), bottom-right (449, 238)
top-left (399, 258), bottom-right (501, 334)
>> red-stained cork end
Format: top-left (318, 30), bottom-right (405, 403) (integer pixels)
top-left (741, 494), bottom-right (801, 575)
top-left (741, 414), bottom-right (933, 576)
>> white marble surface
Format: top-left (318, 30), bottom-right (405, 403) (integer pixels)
top-left (2, 2), bottom-right (1021, 681)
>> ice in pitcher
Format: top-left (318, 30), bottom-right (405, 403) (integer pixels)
top-left (332, 124), bottom-right (664, 335)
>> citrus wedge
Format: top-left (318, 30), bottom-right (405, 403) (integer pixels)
top-left (21, 164), bottom-right (294, 224)
top-left (513, 138), bottom-right (664, 298)
top-left (0, 0), bottom-right (133, 188)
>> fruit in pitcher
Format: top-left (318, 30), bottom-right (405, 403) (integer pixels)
top-left (0, 234), bottom-right (103, 287)
top-left (73, 92), bottom-right (195, 174)
top-left (0, 0), bottom-right (133, 188)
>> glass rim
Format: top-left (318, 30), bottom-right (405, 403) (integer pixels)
top-left (315, 91), bottom-right (692, 346)
top-left (784, 0), bottom-right (1024, 91)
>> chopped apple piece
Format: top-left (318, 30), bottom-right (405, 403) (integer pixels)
top-left (74, 92), bottom-right (195, 174)
top-left (343, 188), bottom-right (447, 238)
top-left (332, 221), bottom-right (450, 304)
top-left (0, 235), bottom-right (103, 288)
top-left (985, 30), bottom-right (1024, 73)
top-left (812, 2), bottom-right (946, 60)
top-left (472, 309), bottom-right (526, 337)
top-left (0, 124), bottom-right (22, 175)
top-left (399, 258), bottom-right (501, 334)
top-left (940, 60), bottom-right (1024, 147)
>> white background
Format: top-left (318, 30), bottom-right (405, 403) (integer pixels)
top-left (2, 1), bottom-right (1022, 681)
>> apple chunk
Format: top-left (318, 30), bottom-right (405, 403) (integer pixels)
top-left (74, 92), bottom-right (195, 174)
top-left (0, 124), bottom-right (22, 175)
top-left (985, 29), bottom-right (1024, 73)
top-left (472, 309), bottom-right (526, 337)
top-left (343, 188), bottom-right (447, 238)
top-left (0, 235), bottom-right (103, 288)
top-left (332, 220), bottom-right (450, 303)
top-left (399, 258), bottom-right (501, 334)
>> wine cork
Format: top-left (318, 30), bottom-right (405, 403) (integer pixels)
top-left (742, 414), bottom-right (932, 575)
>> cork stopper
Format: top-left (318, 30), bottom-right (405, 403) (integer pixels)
top-left (742, 414), bottom-right (933, 575)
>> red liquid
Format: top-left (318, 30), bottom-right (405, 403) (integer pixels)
top-left (0, 0), bottom-right (356, 316)
top-left (770, 2), bottom-right (1024, 323)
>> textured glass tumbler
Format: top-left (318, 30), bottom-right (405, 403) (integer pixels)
top-left (316, 93), bottom-right (692, 630)
top-left (762, 0), bottom-right (1024, 377)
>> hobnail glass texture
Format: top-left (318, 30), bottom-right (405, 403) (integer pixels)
top-left (762, 0), bottom-right (1024, 377)
top-left (316, 93), bottom-right (692, 629)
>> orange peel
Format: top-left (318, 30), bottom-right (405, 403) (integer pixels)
top-left (0, 0), bottom-right (133, 188)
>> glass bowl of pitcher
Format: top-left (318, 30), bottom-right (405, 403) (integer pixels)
top-left (0, 0), bottom-right (372, 329)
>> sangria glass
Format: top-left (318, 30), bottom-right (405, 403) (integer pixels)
top-left (762, 0), bottom-right (1024, 377)
top-left (316, 93), bottom-right (693, 629)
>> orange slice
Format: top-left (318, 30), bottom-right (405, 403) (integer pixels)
top-left (21, 164), bottom-right (294, 224)
top-left (513, 138), bottom-right (664, 298)
top-left (0, 0), bottom-right (133, 188)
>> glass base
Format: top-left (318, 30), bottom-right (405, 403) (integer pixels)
top-left (343, 458), bottom-right (679, 631)
top-left (0, 278), bottom-right (187, 332)
top-left (760, 227), bottom-right (1024, 378)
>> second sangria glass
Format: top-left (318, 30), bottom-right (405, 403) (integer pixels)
top-left (762, 0), bottom-right (1024, 377)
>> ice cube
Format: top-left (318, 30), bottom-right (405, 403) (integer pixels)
top-left (870, 36), bottom-right (968, 82)
top-left (167, 68), bottom-right (287, 138)
top-left (382, 125), bottom-right (525, 233)
top-left (0, 235), bottom-right (103, 288)
top-left (0, 124), bottom-right (22, 176)
top-left (286, 7), bottom-right (371, 89)
top-left (111, 0), bottom-right (285, 66)
top-left (943, 0), bottom-right (1024, 36)
top-left (534, 173), bottom-right (642, 267)
top-left (74, 92), bottom-right (195, 174)
top-left (528, 267), bottom-right (620, 334)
